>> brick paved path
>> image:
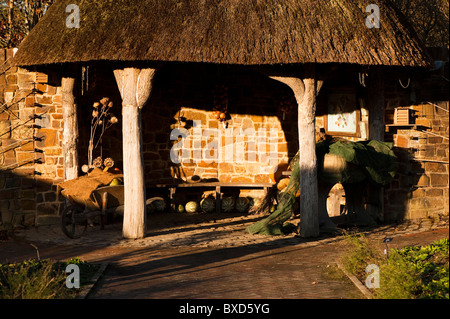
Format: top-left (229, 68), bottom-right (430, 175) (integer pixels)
top-left (0, 213), bottom-right (448, 299)
top-left (87, 239), bottom-right (363, 299)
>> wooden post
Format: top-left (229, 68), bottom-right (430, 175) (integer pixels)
top-left (61, 73), bottom-right (79, 181)
top-left (297, 67), bottom-right (323, 237)
top-left (114, 67), bottom-right (157, 239)
top-left (367, 68), bottom-right (385, 141)
top-left (268, 65), bottom-right (324, 237)
top-left (215, 185), bottom-right (221, 214)
top-left (367, 67), bottom-right (385, 222)
top-left (6, 0), bottom-right (13, 48)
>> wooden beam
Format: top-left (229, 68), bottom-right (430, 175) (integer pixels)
top-left (61, 74), bottom-right (79, 181)
top-left (367, 68), bottom-right (385, 141)
top-left (367, 67), bottom-right (385, 223)
top-left (114, 67), bottom-right (157, 239)
top-left (267, 65), bottom-right (324, 237)
top-left (297, 66), bottom-right (323, 237)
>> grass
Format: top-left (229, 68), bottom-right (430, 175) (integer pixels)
top-left (341, 234), bottom-right (449, 299)
top-left (0, 257), bottom-right (100, 299)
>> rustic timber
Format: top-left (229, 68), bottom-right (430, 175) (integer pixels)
top-left (114, 67), bottom-right (157, 239)
top-left (367, 68), bottom-right (385, 141)
top-left (267, 65), bottom-right (325, 237)
top-left (61, 73), bottom-right (79, 181)
top-left (366, 67), bottom-right (385, 224)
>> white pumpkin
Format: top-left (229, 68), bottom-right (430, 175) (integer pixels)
top-left (249, 197), bottom-right (261, 210)
top-left (185, 201), bottom-right (199, 213)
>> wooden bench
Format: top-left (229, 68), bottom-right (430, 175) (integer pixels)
top-left (149, 182), bottom-right (275, 213)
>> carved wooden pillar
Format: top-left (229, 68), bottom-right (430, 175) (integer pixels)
top-left (114, 67), bottom-right (157, 239)
top-left (61, 70), bottom-right (79, 181)
top-left (269, 65), bottom-right (325, 237)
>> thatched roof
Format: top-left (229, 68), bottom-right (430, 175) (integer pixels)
top-left (14, 0), bottom-right (431, 67)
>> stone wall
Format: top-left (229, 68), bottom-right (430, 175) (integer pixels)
top-left (1, 49), bottom-right (448, 227)
top-left (1, 48), bottom-right (64, 228)
top-left (140, 64), bottom-right (298, 187)
top-left (385, 101), bottom-right (449, 220)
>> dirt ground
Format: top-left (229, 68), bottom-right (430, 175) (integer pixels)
top-left (0, 211), bottom-right (448, 300)
top-left (3, 210), bottom-right (449, 252)
top-left (6, 212), bottom-right (304, 250)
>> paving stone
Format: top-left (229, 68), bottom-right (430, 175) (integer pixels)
top-left (1, 214), bottom-right (447, 299)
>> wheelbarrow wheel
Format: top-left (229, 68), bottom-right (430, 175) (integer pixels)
top-left (61, 205), bottom-right (87, 239)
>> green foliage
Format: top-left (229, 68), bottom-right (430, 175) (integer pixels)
top-left (377, 239), bottom-right (449, 299)
top-left (317, 139), bottom-right (398, 185)
top-left (0, 257), bottom-right (99, 299)
top-left (342, 233), bottom-right (383, 280)
top-left (342, 236), bottom-right (449, 299)
top-left (0, 259), bottom-right (71, 299)
top-left (246, 152), bottom-right (299, 235)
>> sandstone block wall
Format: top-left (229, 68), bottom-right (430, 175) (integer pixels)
top-left (385, 102), bottom-right (449, 220)
top-left (140, 64), bottom-right (298, 187)
top-left (1, 49), bottom-right (448, 227)
top-left (1, 49), bottom-right (64, 227)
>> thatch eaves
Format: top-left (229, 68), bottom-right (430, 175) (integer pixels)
top-left (13, 0), bottom-right (432, 67)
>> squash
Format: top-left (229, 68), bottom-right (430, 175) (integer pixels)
top-left (221, 197), bottom-right (235, 213)
top-left (185, 201), bottom-right (199, 213)
top-left (235, 197), bottom-right (250, 213)
top-left (200, 197), bottom-right (215, 213)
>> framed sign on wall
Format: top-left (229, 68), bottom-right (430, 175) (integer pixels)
top-left (324, 89), bottom-right (360, 137)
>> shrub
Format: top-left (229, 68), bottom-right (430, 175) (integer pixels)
top-left (342, 233), bottom-right (383, 280)
top-left (0, 260), bottom-right (71, 299)
top-left (341, 235), bottom-right (449, 299)
top-left (0, 257), bottom-right (99, 299)
top-left (376, 239), bottom-right (449, 299)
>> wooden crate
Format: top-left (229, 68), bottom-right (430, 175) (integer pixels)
top-left (394, 107), bottom-right (415, 125)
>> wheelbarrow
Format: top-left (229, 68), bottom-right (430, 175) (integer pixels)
top-left (60, 185), bottom-right (164, 239)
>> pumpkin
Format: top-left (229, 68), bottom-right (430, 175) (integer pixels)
top-left (146, 202), bottom-right (155, 214)
top-left (177, 204), bottom-right (185, 213)
top-left (235, 197), bottom-right (250, 213)
top-left (185, 201), bottom-right (199, 213)
top-left (153, 199), bottom-right (166, 212)
top-left (200, 197), bottom-right (215, 213)
top-left (250, 197), bottom-right (261, 208)
top-left (277, 178), bottom-right (290, 191)
top-left (109, 178), bottom-right (121, 186)
top-left (221, 197), bottom-right (235, 213)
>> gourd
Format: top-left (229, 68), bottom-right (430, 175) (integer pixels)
top-left (185, 201), bottom-right (199, 213)
top-left (235, 197), bottom-right (250, 213)
top-left (200, 197), bottom-right (215, 213)
top-left (221, 197), bottom-right (235, 213)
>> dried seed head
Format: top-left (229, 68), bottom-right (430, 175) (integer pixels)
top-left (100, 97), bottom-right (109, 105)
top-left (92, 110), bottom-right (99, 118)
top-left (110, 116), bottom-right (118, 124)
top-left (93, 102), bottom-right (100, 108)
